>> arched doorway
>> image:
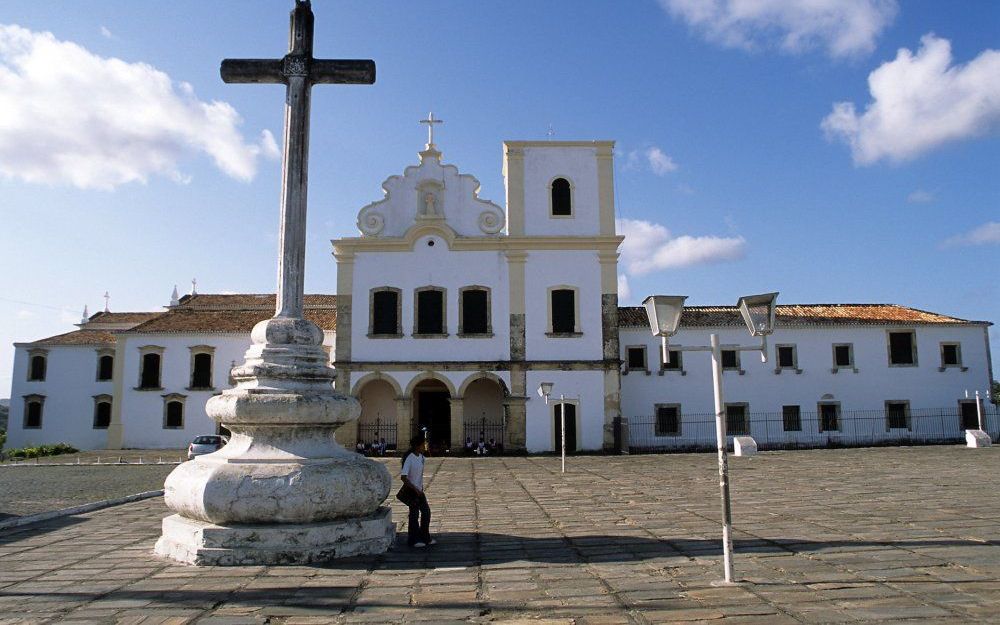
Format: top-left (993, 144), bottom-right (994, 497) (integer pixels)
top-left (461, 375), bottom-right (507, 452)
top-left (356, 378), bottom-right (398, 452)
top-left (413, 379), bottom-right (451, 454)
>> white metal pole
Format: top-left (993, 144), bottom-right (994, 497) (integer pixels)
top-left (976, 390), bottom-right (983, 431)
top-left (560, 393), bottom-right (566, 473)
top-left (710, 333), bottom-right (735, 583)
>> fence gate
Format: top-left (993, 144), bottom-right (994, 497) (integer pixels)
top-left (357, 418), bottom-right (397, 451)
top-left (463, 417), bottom-right (505, 452)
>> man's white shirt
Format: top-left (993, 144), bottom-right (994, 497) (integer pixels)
top-left (401, 453), bottom-right (425, 492)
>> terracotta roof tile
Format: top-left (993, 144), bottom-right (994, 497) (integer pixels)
top-left (175, 293), bottom-right (337, 310)
top-left (618, 304), bottom-right (987, 328)
top-left (29, 329), bottom-right (118, 346)
top-left (85, 311), bottom-right (161, 325)
top-left (129, 294), bottom-right (337, 333)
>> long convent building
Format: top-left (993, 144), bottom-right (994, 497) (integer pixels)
top-left (7, 139), bottom-right (994, 452)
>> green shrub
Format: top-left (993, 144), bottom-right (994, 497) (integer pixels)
top-left (5, 443), bottom-right (78, 460)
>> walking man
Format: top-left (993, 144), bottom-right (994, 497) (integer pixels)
top-left (400, 434), bottom-right (435, 548)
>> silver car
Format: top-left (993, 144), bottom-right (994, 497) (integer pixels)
top-left (187, 435), bottom-right (226, 460)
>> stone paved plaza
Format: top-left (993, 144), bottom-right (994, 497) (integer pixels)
top-left (0, 465), bottom-right (174, 519)
top-left (1, 446), bottom-right (998, 624)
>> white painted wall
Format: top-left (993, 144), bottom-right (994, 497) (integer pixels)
top-left (619, 324), bottom-right (993, 447)
top-left (522, 146), bottom-right (601, 237)
top-left (525, 369), bottom-right (605, 452)
top-left (523, 250), bottom-right (604, 361)
top-left (357, 379), bottom-right (397, 426)
top-left (463, 378), bottom-right (506, 424)
top-left (117, 334), bottom-right (246, 448)
top-left (351, 241), bottom-right (511, 363)
top-left (356, 150), bottom-right (504, 238)
top-left (6, 345), bottom-right (114, 450)
top-left (117, 332), bottom-right (333, 449)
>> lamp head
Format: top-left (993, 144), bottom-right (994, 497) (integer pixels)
top-left (642, 295), bottom-right (688, 338)
top-left (736, 292), bottom-right (778, 337)
top-left (537, 382), bottom-right (554, 404)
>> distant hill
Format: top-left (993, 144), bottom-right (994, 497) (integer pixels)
top-left (0, 398), bottom-right (8, 407)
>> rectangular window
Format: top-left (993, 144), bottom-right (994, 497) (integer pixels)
top-left (833, 343), bottom-right (853, 368)
top-left (940, 343), bottom-right (961, 367)
top-left (371, 290), bottom-right (399, 336)
top-left (93, 400), bottom-right (112, 429)
top-left (655, 404), bottom-right (681, 436)
top-left (551, 289), bottom-right (576, 334)
top-left (888, 331), bottom-right (916, 366)
top-left (818, 403), bottom-right (840, 432)
top-left (885, 401), bottom-right (909, 430)
top-left (164, 400), bottom-right (184, 429)
top-left (23, 398), bottom-right (43, 428)
top-left (460, 288), bottom-right (489, 335)
top-left (661, 348), bottom-right (682, 371)
top-left (416, 289), bottom-right (445, 335)
top-left (139, 352), bottom-right (161, 389)
top-left (191, 352), bottom-right (213, 389)
top-left (776, 345), bottom-right (796, 369)
top-left (725, 403), bottom-right (749, 435)
top-left (782, 405), bottom-right (801, 432)
top-left (97, 354), bottom-right (114, 381)
top-left (721, 349), bottom-right (739, 370)
top-left (626, 346), bottom-right (646, 370)
top-left (551, 178), bottom-right (572, 216)
top-left (28, 353), bottom-right (47, 381)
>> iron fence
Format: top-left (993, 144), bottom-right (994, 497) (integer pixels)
top-left (356, 418), bottom-right (397, 454)
top-left (462, 418), bottom-right (505, 455)
top-left (627, 406), bottom-right (1000, 453)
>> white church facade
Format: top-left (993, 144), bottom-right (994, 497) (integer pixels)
top-left (6, 138), bottom-right (995, 453)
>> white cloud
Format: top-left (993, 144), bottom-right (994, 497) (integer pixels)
top-left (617, 274), bottom-right (632, 303)
top-left (907, 189), bottom-right (935, 203)
top-left (99, 26), bottom-right (113, 39)
top-left (622, 146), bottom-right (678, 176)
top-left (645, 147), bottom-right (678, 175)
top-left (943, 222), bottom-right (1000, 248)
top-left (16, 309), bottom-right (34, 319)
top-left (822, 35), bottom-right (1000, 165)
top-left (617, 218), bottom-right (747, 276)
top-left (662, 0), bottom-right (897, 58)
top-left (0, 24), bottom-right (279, 190)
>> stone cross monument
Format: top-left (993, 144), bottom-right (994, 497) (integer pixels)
top-left (154, 1), bottom-right (393, 566)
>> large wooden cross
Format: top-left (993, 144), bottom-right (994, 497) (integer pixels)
top-left (221, 0), bottom-right (375, 319)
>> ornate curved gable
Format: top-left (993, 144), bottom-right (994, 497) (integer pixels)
top-left (357, 146), bottom-right (505, 239)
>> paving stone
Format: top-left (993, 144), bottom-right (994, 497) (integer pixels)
top-left (0, 448), bottom-right (998, 623)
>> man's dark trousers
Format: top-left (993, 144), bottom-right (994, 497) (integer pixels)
top-left (407, 493), bottom-right (431, 546)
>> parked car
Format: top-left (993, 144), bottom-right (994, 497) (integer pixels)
top-left (187, 435), bottom-right (227, 460)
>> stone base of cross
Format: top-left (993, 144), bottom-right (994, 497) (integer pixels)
top-left (154, 317), bottom-right (394, 565)
top-left (154, 1), bottom-right (393, 566)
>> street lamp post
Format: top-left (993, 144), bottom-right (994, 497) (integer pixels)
top-left (537, 382), bottom-right (571, 473)
top-left (643, 292), bottom-right (778, 584)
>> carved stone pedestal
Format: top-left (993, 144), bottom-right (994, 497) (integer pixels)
top-left (966, 429), bottom-right (992, 448)
top-left (156, 508), bottom-right (393, 566)
top-left (154, 317), bottom-right (393, 566)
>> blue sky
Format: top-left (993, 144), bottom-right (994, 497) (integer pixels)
top-left (1, 0), bottom-right (997, 394)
